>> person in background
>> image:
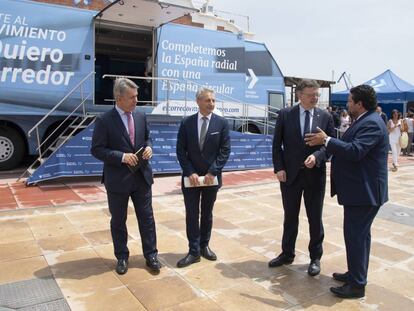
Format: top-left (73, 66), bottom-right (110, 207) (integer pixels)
top-left (327, 106), bottom-right (340, 136)
top-left (339, 110), bottom-right (351, 138)
top-left (376, 106), bottom-right (388, 125)
top-left (270, 79), bottom-right (335, 276)
top-left (305, 84), bottom-right (388, 299)
top-left (403, 112), bottom-right (414, 156)
top-left (91, 78), bottom-right (160, 275)
top-left (387, 109), bottom-right (403, 171)
top-left (175, 87), bottom-right (231, 268)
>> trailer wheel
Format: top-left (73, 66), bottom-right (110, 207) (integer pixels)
top-left (0, 126), bottom-right (25, 170)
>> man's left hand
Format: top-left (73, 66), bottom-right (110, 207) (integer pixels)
top-left (142, 146), bottom-right (152, 160)
top-left (304, 155), bottom-right (316, 168)
top-left (204, 173), bottom-right (216, 186)
top-left (304, 127), bottom-right (328, 146)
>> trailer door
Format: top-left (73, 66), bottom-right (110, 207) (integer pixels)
top-left (95, 0), bottom-right (197, 27)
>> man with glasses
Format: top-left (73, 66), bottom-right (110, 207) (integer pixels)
top-left (269, 79), bottom-right (335, 276)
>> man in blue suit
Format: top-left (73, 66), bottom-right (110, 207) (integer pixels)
top-left (270, 79), bottom-right (335, 277)
top-left (91, 78), bottom-right (160, 275)
top-left (176, 87), bottom-right (231, 267)
top-left (305, 85), bottom-right (389, 298)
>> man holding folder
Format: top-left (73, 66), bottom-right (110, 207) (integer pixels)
top-left (176, 87), bottom-right (231, 267)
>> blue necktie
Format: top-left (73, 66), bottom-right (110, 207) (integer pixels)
top-left (303, 110), bottom-right (310, 137)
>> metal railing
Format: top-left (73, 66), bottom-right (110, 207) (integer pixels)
top-left (102, 74), bottom-right (278, 134)
top-left (177, 78), bottom-right (278, 134)
top-left (101, 74), bottom-right (279, 134)
top-left (27, 71), bottom-right (95, 159)
top-left (102, 74), bottom-right (179, 115)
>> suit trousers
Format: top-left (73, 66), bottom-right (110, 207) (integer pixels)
top-left (280, 168), bottom-right (325, 260)
top-left (183, 185), bottom-right (218, 256)
top-left (343, 204), bottom-right (380, 287)
top-left (107, 172), bottom-right (157, 260)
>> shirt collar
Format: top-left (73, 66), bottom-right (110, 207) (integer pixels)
top-left (115, 105), bottom-right (130, 116)
top-left (299, 104), bottom-right (314, 115)
top-left (356, 111), bottom-right (367, 121)
top-left (198, 112), bottom-right (212, 121)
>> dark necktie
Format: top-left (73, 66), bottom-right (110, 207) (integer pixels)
top-left (303, 110), bottom-right (310, 137)
top-left (199, 116), bottom-right (208, 149)
top-left (126, 112), bottom-right (135, 145)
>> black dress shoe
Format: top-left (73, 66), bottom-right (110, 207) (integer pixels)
top-left (146, 256), bottom-right (161, 273)
top-left (268, 254), bottom-right (294, 267)
top-left (330, 284), bottom-right (365, 298)
top-left (116, 259), bottom-right (128, 275)
top-left (176, 253), bottom-right (200, 268)
top-left (200, 246), bottom-right (217, 261)
top-left (333, 272), bottom-right (349, 283)
top-left (308, 259), bottom-right (321, 276)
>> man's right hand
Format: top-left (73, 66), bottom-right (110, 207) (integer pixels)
top-left (123, 153), bottom-right (138, 166)
top-left (276, 170), bottom-right (286, 183)
top-left (189, 173), bottom-right (200, 187)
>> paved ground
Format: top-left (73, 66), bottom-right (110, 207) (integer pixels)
top-left (0, 159), bottom-right (414, 310)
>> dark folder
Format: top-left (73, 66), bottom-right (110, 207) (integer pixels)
top-left (127, 147), bottom-right (147, 173)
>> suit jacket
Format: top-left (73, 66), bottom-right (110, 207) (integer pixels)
top-left (91, 108), bottom-right (153, 193)
top-left (272, 104), bottom-right (335, 186)
top-left (176, 113), bottom-right (231, 187)
top-left (327, 111), bottom-right (389, 206)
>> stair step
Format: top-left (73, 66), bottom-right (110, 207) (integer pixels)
top-left (69, 124), bottom-right (88, 129)
top-left (27, 168), bottom-right (36, 175)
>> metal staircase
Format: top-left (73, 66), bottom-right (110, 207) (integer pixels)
top-left (18, 72), bottom-right (96, 182)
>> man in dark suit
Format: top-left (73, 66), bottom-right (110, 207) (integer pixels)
top-left (305, 85), bottom-right (388, 298)
top-left (270, 79), bottom-right (335, 276)
top-left (376, 105), bottom-right (388, 125)
top-left (176, 87), bottom-right (231, 268)
top-left (91, 78), bottom-right (160, 275)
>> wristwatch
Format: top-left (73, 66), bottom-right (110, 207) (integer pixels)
top-left (323, 136), bottom-right (328, 145)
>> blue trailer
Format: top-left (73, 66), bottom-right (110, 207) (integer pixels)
top-left (0, 0), bottom-right (285, 176)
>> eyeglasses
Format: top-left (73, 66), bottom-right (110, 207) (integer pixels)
top-left (302, 92), bottom-right (321, 98)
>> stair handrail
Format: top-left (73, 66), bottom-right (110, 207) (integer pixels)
top-left (36, 93), bottom-right (93, 152)
top-left (177, 78), bottom-right (278, 134)
top-left (28, 71), bottom-right (95, 138)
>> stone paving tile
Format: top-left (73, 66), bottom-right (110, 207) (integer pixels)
top-left (0, 219), bottom-right (34, 243)
top-left (128, 276), bottom-right (200, 310)
top-left (181, 262), bottom-right (247, 294)
top-left (211, 279), bottom-right (293, 310)
top-left (37, 233), bottom-right (90, 254)
top-left (161, 297), bottom-right (225, 311)
top-left (82, 229), bottom-right (113, 246)
top-left (369, 267), bottom-right (414, 299)
top-left (0, 240), bottom-right (42, 262)
top-left (371, 241), bottom-right (413, 263)
top-left (1, 166), bottom-right (414, 309)
top-left (0, 256), bottom-right (52, 285)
